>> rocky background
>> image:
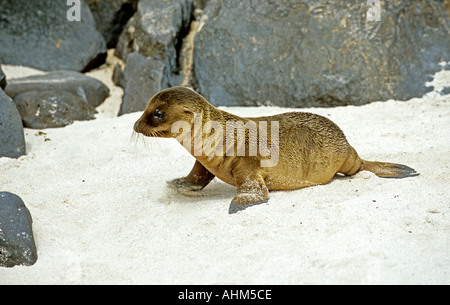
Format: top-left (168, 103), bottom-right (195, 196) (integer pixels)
top-left (1, 0), bottom-right (449, 129)
top-left (195, 0), bottom-right (450, 107)
top-left (0, 0), bottom-right (449, 267)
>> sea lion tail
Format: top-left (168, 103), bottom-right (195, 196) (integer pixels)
top-left (361, 161), bottom-right (419, 179)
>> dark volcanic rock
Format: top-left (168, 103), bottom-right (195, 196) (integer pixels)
top-left (118, 52), bottom-right (166, 115)
top-left (441, 86), bottom-right (450, 95)
top-left (0, 192), bottom-right (37, 268)
top-left (88, 0), bottom-right (138, 48)
top-left (5, 71), bottom-right (109, 108)
top-left (193, 0), bottom-right (210, 10)
top-left (115, 0), bottom-right (193, 86)
top-left (194, 0), bottom-right (450, 106)
top-left (112, 63), bottom-right (126, 88)
top-left (13, 90), bottom-right (97, 129)
top-left (0, 65), bottom-right (6, 90)
top-left (0, 89), bottom-right (26, 159)
top-left (0, 0), bottom-right (106, 72)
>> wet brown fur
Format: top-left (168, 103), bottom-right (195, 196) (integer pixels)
top-left (134, 87), bottom-right (419, 213)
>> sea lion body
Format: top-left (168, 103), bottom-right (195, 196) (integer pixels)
top-left (253, 112), bottom-right (361, 189)
top-left (133, 87), bottom-right (419, 213)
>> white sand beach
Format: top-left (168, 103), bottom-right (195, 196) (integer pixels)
top-left (0, 62), bottom-right (449, 284)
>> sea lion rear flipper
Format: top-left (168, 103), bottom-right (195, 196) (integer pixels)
top-left (362, 161), bottom-right (420, 179)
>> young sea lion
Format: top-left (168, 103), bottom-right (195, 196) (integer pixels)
top-left (133, 87), bottom-right (419, 214)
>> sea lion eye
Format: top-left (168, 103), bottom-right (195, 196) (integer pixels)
top-left (153, 109), bottom-right (166, 122)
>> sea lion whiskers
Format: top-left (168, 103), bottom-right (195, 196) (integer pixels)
top-left (129, 128), bottom-right (166, 154)
top-left (129, 130), bottom-right (148, 153)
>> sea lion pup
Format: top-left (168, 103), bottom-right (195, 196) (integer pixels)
top-left (133, 87), bottom-right (419, 214)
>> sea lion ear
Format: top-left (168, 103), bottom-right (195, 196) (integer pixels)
top-left (183, 107), bottom-right (193, 114)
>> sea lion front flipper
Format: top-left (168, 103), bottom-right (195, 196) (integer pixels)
top-left (167, 178), bottom-right (206, 192)
top-left (228, 172), bottom-right (269, 214)
top-left (229, 198), bottom-right (269, 214)
top-left (167, 160), bottom-right (215, 192)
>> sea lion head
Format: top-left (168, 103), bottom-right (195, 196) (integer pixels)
top-left (133, 86), bottom-right (208, 138)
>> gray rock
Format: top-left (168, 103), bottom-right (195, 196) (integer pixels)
top-left (88, 0), bottom-right (138, 48)
top-left (5, 70), bottom-right (109, 108)
top-left (0, 65), bottom-right (6, 90)
top-left (119, 52), bottom-right (166, 115)
top-left (193, 0), bottom-right (210, 10)
top-left (13, 90), bottom-right (97, 129)
top-left (115, 0), bottom-right (193, 86)
top-left (0, 89), bottom-right (25, 159)
top-left (112, 63), bottom-right (126, 88)
top-left (0, 192), bottom-right (37, 268)
top-left (194, 0), bottom-right (450, 107)
top-left (0, 0), bottom-right (106, 72)
top-left (441, 86), bottom-right (450, 96)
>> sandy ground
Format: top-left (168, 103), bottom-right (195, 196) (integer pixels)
top-left (0, 60), bottom-right (449, 284)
